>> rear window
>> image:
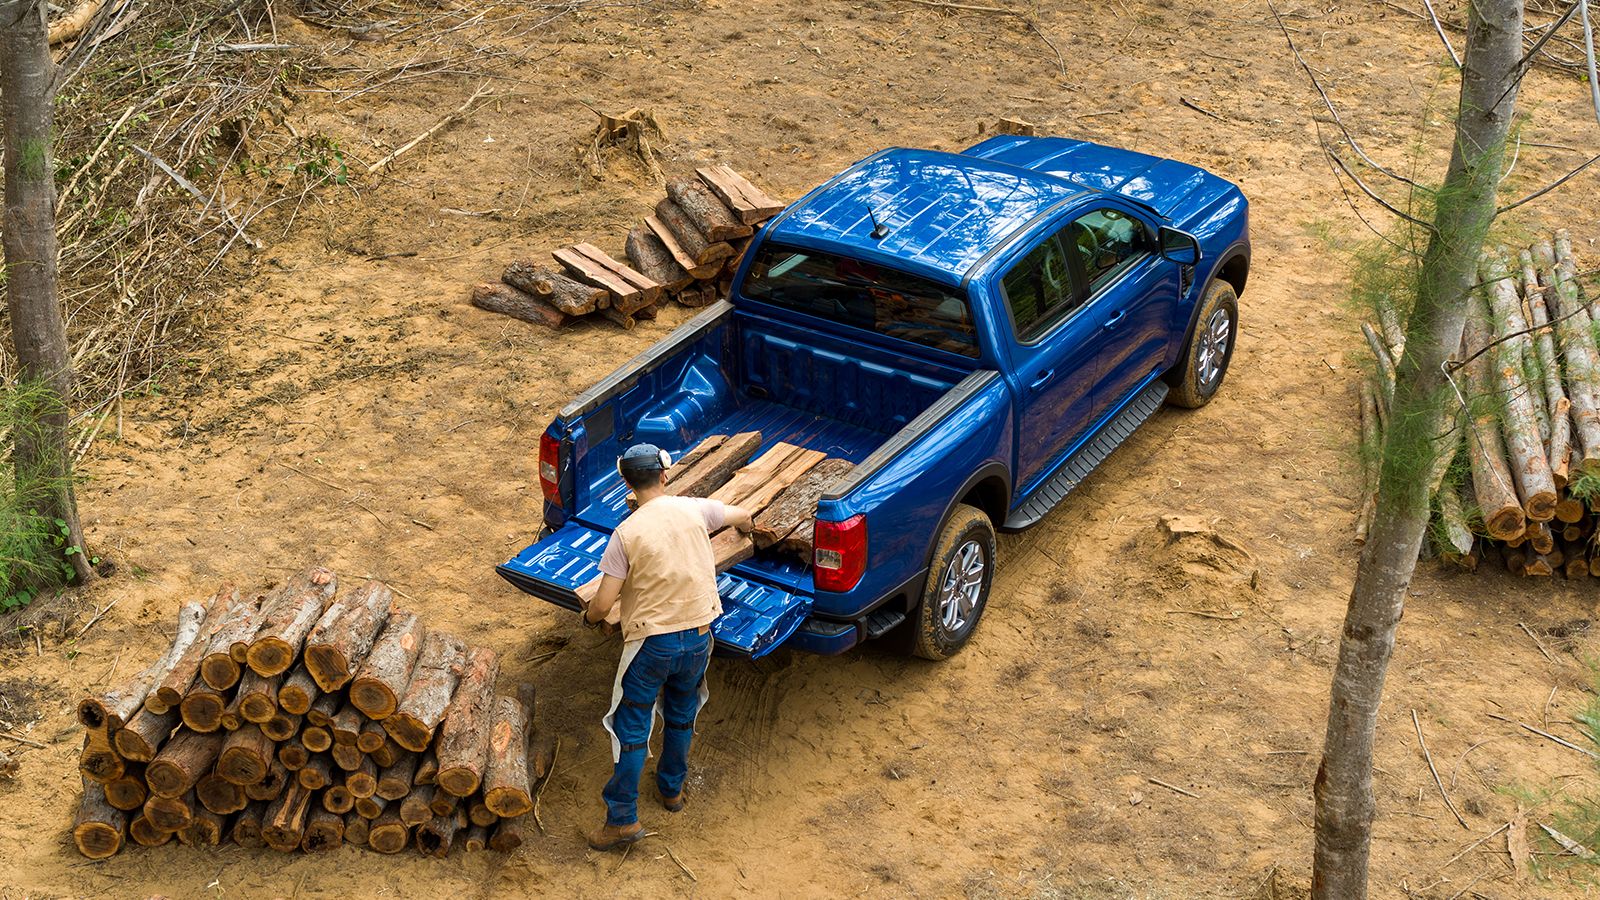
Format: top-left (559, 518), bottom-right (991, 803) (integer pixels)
top-left (741, 242), bottom-right (979, 358)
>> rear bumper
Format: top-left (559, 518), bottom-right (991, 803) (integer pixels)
top-left (495, 563), bottom-right (581, 612)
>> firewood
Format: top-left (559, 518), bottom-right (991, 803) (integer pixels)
top-left (1527, 520), bottom-right (1556, 555)
top-left (177, 804), bottom-right (226, 846)
top-left (557, 242), bottom-right (663, 315)
top-left (1522, 249), bottom-right (1572, 486)
top-left (400, 783), bottom-right (437, 826)
top-left (753, 458), bottom-right (855, 548)
top-left (1569, 556), bottom-right (1592, 578)
top-left (435, 646), bottom-right (501, 797)
top-left (217, 724), bottom-right (274, 786)
top-left (1556, 497), bottom-right (1586, 524)
top-left (104, 766), bottom-right (148, 811)
top-left (142, 787), bottom-right (195, 833)
top-left (344, 811), bottom-right (370, 847)
top-left (330, 703), bottom-right (363, 747)
top-left (358, 719), bottom-right (387, 754)
top-left (147, 729), bottom-right (223, 798)
top-left (667, 175), bottom-right (753, 242)
top-left (130, 813), bottom-right (174, 847)
top-left (1538, 240), bottom-right (1600, 474)
top-left (350, 612), bottom-right (425, 720)
top-left (667, 435), bottom-right (727, 485)
top-left (178, 678), bottom-right (227, 733)
top-left (370, 735), bottom-right (402, 769)
top-left (297, 754), bottom-right (334, 790)
top-left (278, 666), bottom-right (319, 716)
top-left (600, 305), bottom-right (636, 330)
top-left (332, 741), bottom-right (364, 773)
top-left (385, 630), bottom-right (468, 752)
top-left (377, 753), bottom-right (418, 800)
top-left (471, 282), bottom-right (571, 329)
top-left (355, 793), bottom-right (386, 820)
top-left (246, 566), bottom-right (338, 677)
top-left (468, 800), bottom-right (498, 828)
top-left (304, 580), bottom-right (394, 691)
top-left (322, 784), bottom-right (355, 815)
top-left (278, 738), bottom-right (310, 771)
top-left (676, 283), bottom-right (714, 308)
top-left (655, 198), bottom-right (734, 267)
top-left (626, 225), bottom-right (694, 292)
top-left (429, 788), bottom-right (458, 818)
top-left (1463, 293), bottom-right (1526, 540)
top-left (1484, 256), bottom-right (1558, 521)
top-left (79, 722), bottom-right (124, 784)
top-left (73, 779), bottom-right (127, 859)
top-left (713, 443), bottom-right (826, 510)
top-left (198, 589), bottom-right (265, 690)
top-left (237, 670), bottom-right (281, 724)
top-left (1526, 552), bottom-right (1555, 576)
top-left (231, 800), bottom-right (267, 848)
top-left (368, 805), bottom-right (409, 853)
top-left (262, 711), bottom-right (301, 742)
top-left (220, 689), bottom-right (245, 732)
top-left (302, 805), bottom-right (345, 852)
top-left (347, 755), bottom-right (379, 798)
top-left (79, 599), bottom-right (208, 734)
top-left (482, 683), bottom-right (536, 818)
top-left (1436, 480), bottom-right (1475, 565)
top-left (501, 261), bottom-right (608, 315)
top-left (697, 164), bottom-right (785, 225)
top-left (148, 585), bottom-right (241, 714)
top-left (246, 761), bottom-right (290, 802)
top-left (307, 690), bottom-right (340, 727)
top-left (463, 823), bottom-right (490, 851)
top-left (668, 430), bottom-right (763, 498)
top-left (197, 771), bottom-right (247, 815)
top-left (645, 214), bottom-right (723, 279)
top-left (263, 782), bottom-right (313, 851)
top-left (417, 806), bottom-right (466, 858)
top-left (415, 750), bottom-right (439, 786)
top-left (779, 519), bottom-right (816, 559)
top-left (712, 528), bottom-right (755, 572)
top-left (488, 814), bottom-right (525, 852)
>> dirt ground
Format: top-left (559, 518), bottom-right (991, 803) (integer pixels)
top-left (4, 0), bottom-right (1600, 896)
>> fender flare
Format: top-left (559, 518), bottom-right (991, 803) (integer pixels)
top-left (1181, 242), bottom-right (1250, 344)
top-left (916, 461), bottom-right (1011, 596)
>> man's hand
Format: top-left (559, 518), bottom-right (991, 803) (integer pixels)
top-left (725, 504), bottom-right (755, 535)
top-left (584, 574), bottom-right (624, 630)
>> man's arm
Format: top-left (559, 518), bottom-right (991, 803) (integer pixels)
top-left (584, 574), bottom-right (624, 626)
top-left (724, 504), bottom-right (754, 534)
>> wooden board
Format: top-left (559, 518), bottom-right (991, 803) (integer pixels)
top-left (696, 164), bottom-right (786, 225)
top-left (571, 242), bottom-right (662, 313)
top-left (753, 458), bottom-right (855, 549)
top-left (668, 431), bottom-right (763, 498)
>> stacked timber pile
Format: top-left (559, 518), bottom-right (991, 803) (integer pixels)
top-left (71, 568), bottom-right (553, 859)
top-left (1357, 230), bottom-right (1600, 577)
top-left (471, 166), bottom-right (784, 330)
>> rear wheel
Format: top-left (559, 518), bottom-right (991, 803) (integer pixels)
top-left (1167, 279), bottom-right (1238, 409)
top-left (910, 504), bottom-right (996, 660)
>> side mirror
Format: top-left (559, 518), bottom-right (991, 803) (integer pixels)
top-left (1158, 227), bottom-right (1201, 266)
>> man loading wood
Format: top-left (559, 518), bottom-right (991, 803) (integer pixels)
top-left (580, 442), bottom-right (753, 851)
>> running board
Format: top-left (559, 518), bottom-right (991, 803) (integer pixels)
top-left (1003, 380), bottom-right (1168, 531)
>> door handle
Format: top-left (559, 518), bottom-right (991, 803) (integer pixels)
top-left (1103, 309), bottom-right (1129, 329)
top-left (1028, 369), bottom-right (1055, 390)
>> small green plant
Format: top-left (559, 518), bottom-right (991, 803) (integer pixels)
top-left (0, 381), bottom-right (87, 613)
top-left (288, 134), bottom-right (349, 186)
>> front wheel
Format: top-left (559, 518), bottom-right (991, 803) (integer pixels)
top-left (1166, 279), bottom-right (1238, 409)
top-left (910, 504), bottom-right (996, 661)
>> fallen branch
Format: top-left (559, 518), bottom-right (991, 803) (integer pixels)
top-left (130, 144), bottom-right (260, 250)
top-left (367, 83), bottom-right (492, 175)
top-left (1411, 709), bottom-right (1469, 829)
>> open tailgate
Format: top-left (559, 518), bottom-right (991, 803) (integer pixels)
top-left (496, 521), bottom-right (813, 659)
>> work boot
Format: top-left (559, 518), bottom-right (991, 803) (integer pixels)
top-left (660, 787), bottom-right (686, 813)
top-left (586, 821), bottom-right (644, 852)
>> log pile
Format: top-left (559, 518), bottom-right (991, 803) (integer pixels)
top-left (1357, 231), bottom-right (1600, 577)
top-left (471, 166), bottom-right (783, 330)
top-left (71, 567), bottom-right (553, 859)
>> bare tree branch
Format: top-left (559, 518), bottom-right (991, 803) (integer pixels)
top-left (1327, 149), bottom-right (1437, 230)
top-left (1496, 151), bottom-right (1600, 214)
top-left (1423, 0), bottom-right (1462, 67)
top-left (1580, 0), bottom-right (1600, 127)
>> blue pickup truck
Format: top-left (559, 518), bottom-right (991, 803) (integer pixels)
top-left (498, 136), bottom-right (1250, 661)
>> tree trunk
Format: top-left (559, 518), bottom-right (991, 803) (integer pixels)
top-left (79, 599), bottom-right (208, 733)
top-left (377, 753), bottom-right (418, 800)
top-left (303, 579), bottom-right (393, 691)
top-left (434, 646), bottom-right (501, 797)
top-left (0, 0), bottom-right (93, 584)
top-left (231, 801), bottom-right (267, 848)
top-left (1312, 2), bottom-right (1524, 897)
top-left (72, 779), bottom-right (126, 859)
top-left (384, 630), bottom-right (468, 752)
top-left (349, 612), bottom-right (425, 720)
top-left (262, 781), bottom-right (313, 852)
top-left (482, 683), bottom-right (536, 817)
top-left (146, 728), bottom-right (224, 798)
top-left (245, 566), bottom-right (337, 676)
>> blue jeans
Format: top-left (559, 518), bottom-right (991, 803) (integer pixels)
top-left (603, 628), bottom-right (712, 826)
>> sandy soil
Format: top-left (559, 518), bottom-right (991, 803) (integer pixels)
top-left (4, 1), bottom-right (1600, 897)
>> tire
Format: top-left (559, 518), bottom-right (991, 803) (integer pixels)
top-left (910, 504), bottom-right (996, 661)
top-left (1166, 279), bottom-right (1239, 409)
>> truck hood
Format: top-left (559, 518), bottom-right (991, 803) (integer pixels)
top-left (962, 136), bottom-right (1236, 224)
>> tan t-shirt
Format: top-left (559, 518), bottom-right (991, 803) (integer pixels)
top-left (598, 496), bottom-right (724, 641)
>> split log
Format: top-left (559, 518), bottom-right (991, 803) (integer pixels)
top-left (415, 750), bottom-right (439, 786)
top-left (79, 599), bottom-right (207, 734)
top-left (142, 787), bottom-right (195, 833)
top-left (712, 444), bottom-right (826, 510)
top-left (667, 435), bottom-right (727, 484)
top-left (713, 528), bottom-right (756, 572)
top-left (400, 783), bottom-right (437, 826)
top-left (1539, 240), bottom-right (1600, 474)
top-left (297, 754), bottom-right (333, 790)
top-left (278, 667), bottom-right (319, 716)
top-left (697, 164), bottom-right (786, 225)
top-left (130, 813), bottom-right (173, 847)
top-left (355, 794), bottom-right (386, 820)
top-left (246, 761), bottom-right (290, 802)
top-left (262, 711), bottom-right (301, 742)
top-left (104, 766), bottom-right (148, 811)
top-left (488, 814), bottom-right (525, 852)
top-left (332, 741), bottom-right (364, 772)
top-left (417, 807), bottom-right (466, 858)
top-left (471, 282), bottom-right (570, 329)
top-left (1522, 249), bottom-right (1572, 486)
top-left (73, 779), bottom-right (127, 859)
top-left (231, 801), bottom-right (267, 848)
top-left (177, 805), bottom-right (226, 846)
top-left (666, 175), bottom-right (753, 242)
top-left (347, 755), bottom-right (379, 798)
top-left (330, 703), bottom-right (363, 747)
top-left (626, 225), bottom-right (694, 292)
top-left (196, 771), bottom-right (246, 815)
top-left (668, 430), bottom-right (763, 498)
top-left (368, 806), bottom-right (410, 853)
top-left (753, 458), bottom-right (855, 548)
top-left (245, 566), bottom-right (337, 676)
top-left (178, 678), bottom-right (227, 733)
top-left (198, 589), bottom-right (265, 690)
top-left (301, 805), bottom-right (345, 852)
top-left (358, 720), bottom-right (387, 754)
top-left (644, 214), bottom-right (723, 279)
top-left (435, 645), bottom-right (501, 797)
top-left (237, 671), bottom-right (281, 724)
top-left (377, 754), bottom-right (418, 800)
top-left (501, 261), bottom-right (608, 315)
top-left (263, 783), bottom-right (313, 850)
top-left (79, 722), bottom-right (124, 783)
top-left (600, 305), bottom-right (636, 330)
top-left (146, 729), bottom-right (224, 798)
top-left (1463, 294), bottom-right (1527, 540)
top-left (676, 283), bottom-right (715, 308)
top-left (468, 800), bottom-right (498, 828)
top-left (349, 612), bottom-right (425, 720)
top-left (277, 738), bottom-right (310, 771)
top-left (482, 683), bottom-right (536, 818)
top-left (655, 198), bottom-right (734, 267)
top-left (304, 579), bottom-right (394, 691)
top-left (345, 812), bottom-right (370, 847)
top-left (218, 724), bottom-right (274, 785)
top-left (384, 630), bottom-right (468, 752)
top-left (148, 585), bottom-right (242, 713)
top-left (1483, 256), bottom-right (1557, 521)
top-left (322, 784), bottom-right (355, 815)
top-left (554, 244), bottom-right (661, 315)
top-left (779, 519), bottom-right (817, 559)
top-left (464, 823), bottom-right (490, 851)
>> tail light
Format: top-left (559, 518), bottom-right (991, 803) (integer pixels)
top-left (539, 433), bottom-right (562, 506)
top-left (814, 514), bottom-right (867, 592)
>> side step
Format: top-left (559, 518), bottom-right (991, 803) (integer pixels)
top-left (862, 608), bottom-right (907, 640)
top-left (1003, 379), bottom-right (1169, 530)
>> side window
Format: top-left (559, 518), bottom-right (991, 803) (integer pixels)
top-left (1067, 208), bottom-right (1150, 294)
top-left (1001, 234), bottom-right (1079, 341)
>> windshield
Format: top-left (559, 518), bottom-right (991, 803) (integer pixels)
top-left (741, 242), bottom-right (980, 359)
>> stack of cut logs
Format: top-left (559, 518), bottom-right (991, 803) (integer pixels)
top-left (1358, 230), bottom-right (1600, 577)
top-left (471, 166), bottom-right (784, 330)
top-left (71, 568), bottom-right (551, 859)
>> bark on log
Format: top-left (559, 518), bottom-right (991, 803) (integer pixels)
top-left (237, 671), bottom-right (281, 724)
top-left (220, 690), bottom-right (245, 732)
top-left (370, 735), bottom-right (401, 768)
top-left (1538, 240), bottom-right (1600, 473)
top-left (368, 806), bottom-right (409, 853)
top-left (753, 458), bottom-right (855, 548)
top-left (464, 823), bottom-right (490, 851)
top-left (347, 755), bottom-right (379, 798)
top-left (321, 784), bottom-right (354, 815)
top-left (377, 753), bottom-right (418, 800)
top-left (196, 771), bottom-right (246, 815)
top-left (502, 261), bottom-right (608, 315)
top-left (435, 645), bottom-right (501, 797)
top-left (142, 787), bottom-right (195, 833)
top-left (417, 807), bottom-right (466, 858)
top-left (669, 430), bottom-right (763, 498)
top-left (471, 282), bottom-right (571, 329)
top-left (79, 720), bottom-right (124, 783)
top-left (130, 813), bottom-right (173, 847)
top-left (1463, 294), bottom-right (1527, 540)
top-left (307, 692), bottom-right (340, 727)
top-left (345, 811), bottom-right (370, 847)
top-left (177, 804), bottom-right (226, 847)
top-left (104, 766), bottom-right (148, 811)
top-left (301, 805), bottom-right (344, 852)
top-left (199, 590), bottom-right (265, 690)
top-left (711, 444), bottom-right (826, 510)
top-left (246, 566), bottom-right (338, 677)
top-left (178, 678), bottom-right (226, 733)
top-left (600, 304), bottom-right (636, 330)
top-left (331, 741), bottom-right (364, 773)
top-left (246, 761), bottom-right (289, 802)
top-left (1436, 479), bottom-right (1475, 565)
top-left (146, 729), bottom-right (223, 798)
top-left (277, 738), bottom-right (310, 771)
top-left (482, 683), bottom-right (536, 817)
top-left (643, 214), bottom-right (723, 279)
top-left (330, 703), bottom-right (363, 747)
top-left (667, 175), bottom-right (753, 242)
top-left (1528, 519), bottom-right (1556, 555)
top-left (626, 225), bottom-right (694, 292)
top-left (779, 519), bottom-right (816, 559)
top-left (297, 754), bottom-right (333, 790)
top-left (79, 599), bottom-right (207, 733)
top-left (697, 164), bottom-right (786, 225)
top-left (429, 788), bottom-right (458, 818)
top-left (1483, 256), bottom-right (1558, 520)
top-left (553, 244), bottom-right (660, 314)
top-left (73, 779), bottom-right (126, 859)
top-left (278, 667), bottom-right (319, 716)
top-left (400, 783), bottom-right (437, 826)
top-left (349, 612), bottom-right (425, 720)
top-left (231, 801), bottom-right (267, 848)
top-left (415, 750), bottom-right (439, 786)
top-left (654, 199), bottom-right (734, 267)
top-left (149, 585), bottom-right (241, 713)
top-left (1521, 249), bottom-right (1571, 486)
top-left (218, 724), bottom-right (274, 785)
top-left (667, 435), bottom-right (727, 485)
top-left (488, 814), bottom-right (525, 852)
top-left (385, 630), bottom-right (468, 752)
top-left (262, 711), bottom-right (301, 742)
top-left (304, 580), bottom-right (394, 691)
